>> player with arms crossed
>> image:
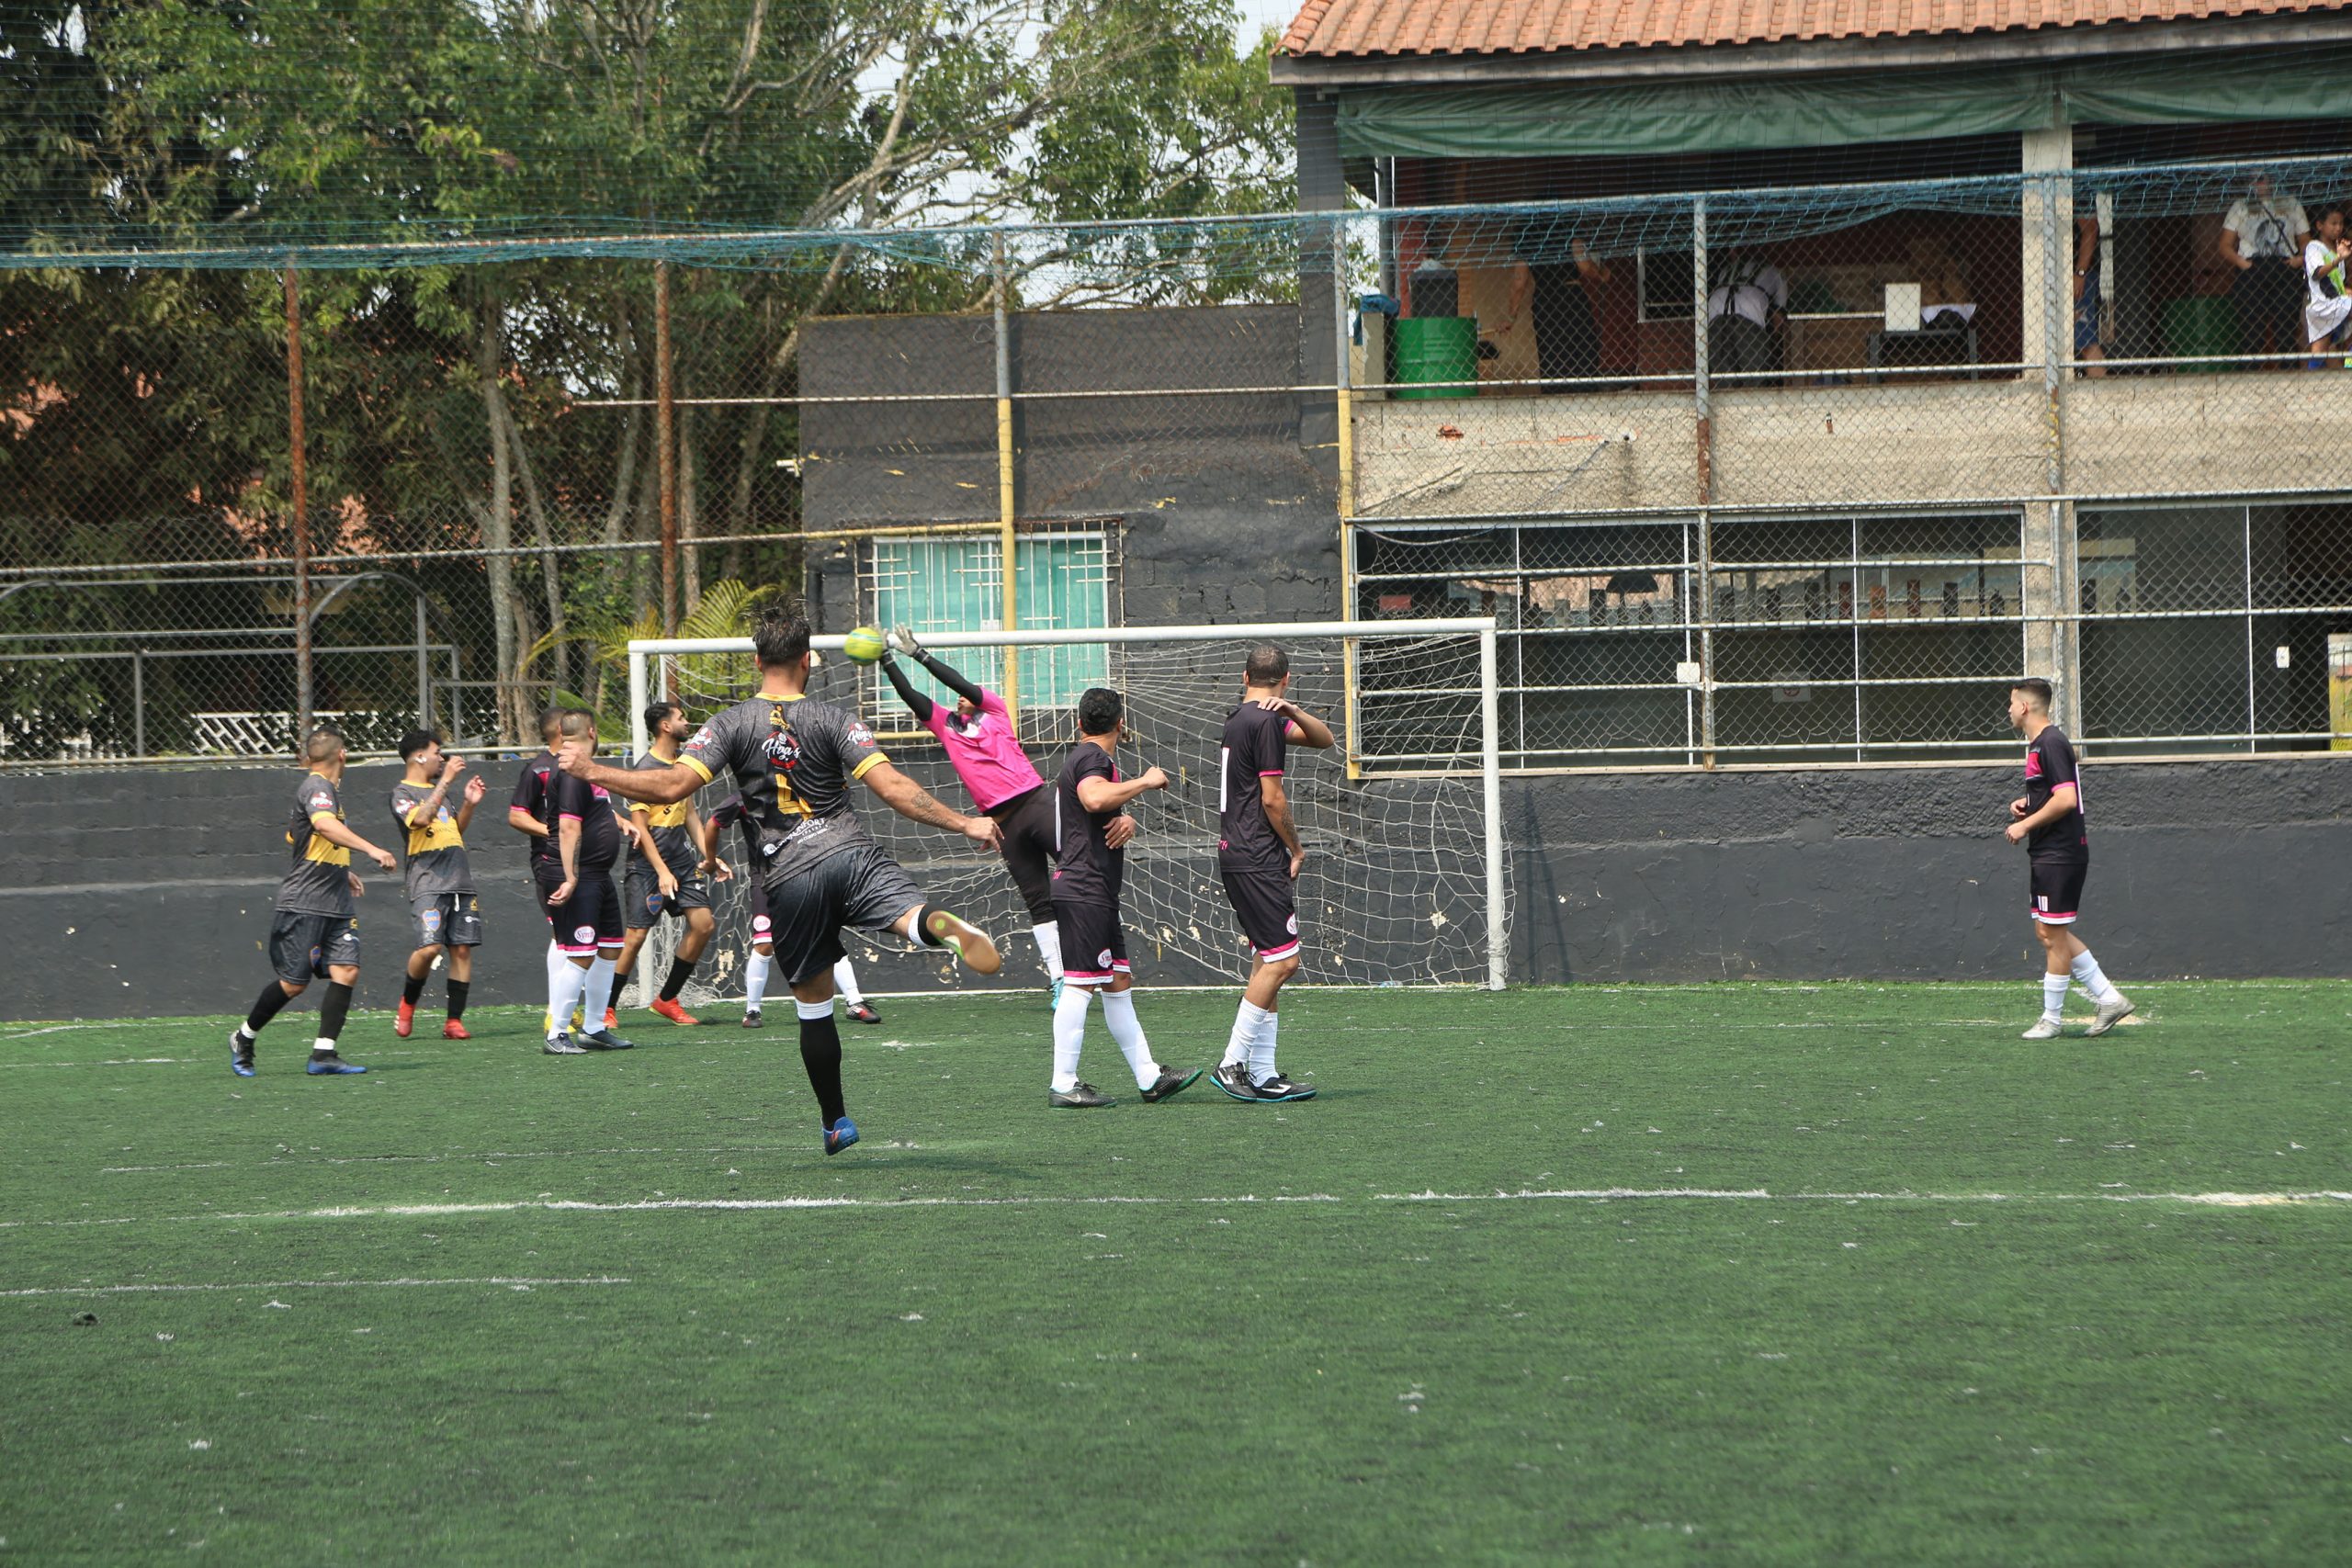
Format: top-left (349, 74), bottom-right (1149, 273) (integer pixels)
top-left (1044, 687), bottom-right (1200, 1108)
top-left (2006, 678), bottom-right (2134, 1039)
top-left (878, 626), bottom-right (1068, 1003)
top-left (1211, 644), bottom-right (1336, 1103)
top-left (612, 700), bottom-right (722, 1026)
top-left (564, 608), bottom-right (1004, 1154)
top-left (703, 792), bottom-right (880, 1027)
top-left (230, 725), bottom-right (399, 1077)
top-left (390, 728), bottom-right (487, 1040)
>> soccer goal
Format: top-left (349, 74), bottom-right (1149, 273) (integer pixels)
top-left (623, 620), bottom-right (1506, 1002)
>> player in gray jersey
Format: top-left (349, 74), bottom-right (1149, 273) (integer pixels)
top-left (390, 728), bottom-right (488, 1040)
top-left (559, 607), bottom-right (1004, 1156)
top-left (230, 725), bottom-right (399, 1077)
top-left (613, 700), bottom-right (726, 1026)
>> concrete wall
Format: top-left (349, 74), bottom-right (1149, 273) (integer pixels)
top-left (6, 751), bottom-right (2343, 1021)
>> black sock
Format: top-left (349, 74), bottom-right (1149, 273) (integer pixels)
top-left (798, 1010), bottom-right (847, 1127)
top-left (445, 979), bottom-right (469, 1021)
top-left (661, 958), bottom-right (697, 1002)
top-left (612, 964), bottom-right (635, 1001)
top-left (913, 906), bottom-right (948, 948)
top-left (401, 971), bottom-right (428, 1008)
top-left (315, 981), bottom-right (353, 1052)
top-left (243, 983), bottom-right (291, 1039)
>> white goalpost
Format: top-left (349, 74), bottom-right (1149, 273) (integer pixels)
top-left (624, 619), bottom-right (1507, 1002)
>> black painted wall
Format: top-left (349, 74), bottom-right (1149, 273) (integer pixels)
top-left (4, 752), bottom-right (2344, 1021)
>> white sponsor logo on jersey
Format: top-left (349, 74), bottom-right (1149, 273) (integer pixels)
top-left (1285, 912), bottom-right (1299, 935)
top-left (574, 924), bottom-right (595, 942)
top-left (1097, 948), bottom-right (1114, 967)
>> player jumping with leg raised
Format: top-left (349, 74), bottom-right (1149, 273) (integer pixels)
top-left (230, 726), bottom-right (399, 1077)
top-left (1211, 643), bottom-right (1337, 1103)
top-left (705, 793), bottom-right (878, 1027)
top-left (565, 608), bottom-right (1003, 1155)
top-left (2006, 678), bottom-right (2134, 1040)
top-left (390, 728), bottom-right (487, 1040)
top-left (879, 626), bottom-right (1066, 1006)
top-left (1045, 687), bottom-right (1199, 1109)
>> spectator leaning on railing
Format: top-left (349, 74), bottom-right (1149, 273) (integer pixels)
top-left (2222, 173), bottom-right (2310, 365)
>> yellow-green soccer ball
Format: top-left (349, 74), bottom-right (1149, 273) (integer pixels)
top-left (843, 626), bottom-right (889, 664)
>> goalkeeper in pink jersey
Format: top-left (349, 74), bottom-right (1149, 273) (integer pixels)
top-left (880, 626), bottom-right (1071, 1004)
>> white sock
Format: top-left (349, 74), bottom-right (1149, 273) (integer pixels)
top-left (2069, 950), bottom-right (2122, 1006)
top-left (745, 950), bottom-right (771, 1011)
top-left (548, 960), bottom-right (590, 1039)
top-left (1051, 984), bottom-right (1092, 1093)
top-left (2041, 974), bottom-right (2069, 1021)
top-left (582, 953), bottom-right (617, 1024)
top-left (1249, 1007), bottom-right (1280, 1082)
top-left (1223, 1000), bottom-right (1271, 1068)
top-left (311, 1036), bottom-right (336, 1055)
top-left (831, 958), bottom-right (864, 1006)
top-left (544, 942), bottom-right (567, 1016)
top-left (1099, 989), bottom-right (1159, 1089)
top-left (1032, 921), bottom-right (1064, 983)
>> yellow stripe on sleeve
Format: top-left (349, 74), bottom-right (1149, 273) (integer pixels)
top-left (850, 751), bottom-right (888, 781)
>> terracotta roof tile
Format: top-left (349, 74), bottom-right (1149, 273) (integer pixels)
top-left (1278, 0), bottom-right (2348, 55)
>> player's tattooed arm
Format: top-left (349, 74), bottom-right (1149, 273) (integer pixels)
top-left (860, 760), bottom-right (1004, 850)
top-left (311, 810), bottom-right (399, 871)
top-left (1259, 773), bottom-right (1307, 881)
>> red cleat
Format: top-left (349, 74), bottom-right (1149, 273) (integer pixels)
top-left (441, 1019), bottom-right (471, 1041)
top-left (394, 1000), bottom-right (415, 1039)
top-left (603, 1008), bottom-right (619, 1030)
top-left (650, 997), bottom-right (699, 1027)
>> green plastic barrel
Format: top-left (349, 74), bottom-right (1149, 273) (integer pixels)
top-left (2163, 296), bottom-right (2236, 372)
top-left (1391, 316), bottom-right (1478, 399)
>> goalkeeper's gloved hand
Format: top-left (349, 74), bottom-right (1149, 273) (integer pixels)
top-left (890, 624), bottom-right (923, 660)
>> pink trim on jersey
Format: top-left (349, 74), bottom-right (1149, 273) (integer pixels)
top-left (921, 689), bottom-right (1041, 812)
top-left (1252, 939), bottom-right (1303, 961)
top-left (1259, 770), bottom-right (1284, 777)
top-left (1063, 969), bottom-right (1118, 984)
top-left (2030, 908), bottom-right (2078, 924)
top-left (558, 812), bottom-right (583, 823)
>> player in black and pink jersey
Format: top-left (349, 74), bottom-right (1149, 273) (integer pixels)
top-left (2006, 678), bottom-right (2133, 1040)
top-left (1210, 643), bottom-right (1336, 1103)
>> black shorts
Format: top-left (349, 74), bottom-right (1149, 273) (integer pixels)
top-left (624, 860), bottom-right (711, 929)
top-left (269, 909), bottom-right (361, 985)
top-left (411, 893), bottom-right (483, 950)
top-left (759, 845), bottom-right (923, 986)
top-left (2030, 858), bottom-right (2088, 926)
top-left (1220, 863), bottom-right (1301, 961)
top-left (538, 863), bottom-right (623, 955)
top-left (990, 785), bottom-right (1058, 924)
top-left (1054, 898), bottom-right (1129, 987)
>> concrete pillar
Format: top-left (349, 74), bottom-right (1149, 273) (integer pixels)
top-left (2019, 123), bottom-right (2080, 717)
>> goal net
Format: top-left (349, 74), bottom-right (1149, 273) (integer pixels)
top-left (624, 621), bottom-right (1505, 1006)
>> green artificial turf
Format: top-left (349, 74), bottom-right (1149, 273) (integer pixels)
top-left (3, 982), bottom-right (2348, 1565)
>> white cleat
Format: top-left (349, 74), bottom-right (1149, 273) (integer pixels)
top-left (2085, 995), bottom-right (2136, 1038)
top-left (2021, 1017), bottom-right (2063, 1040)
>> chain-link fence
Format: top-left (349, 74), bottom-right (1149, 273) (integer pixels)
top-left (6, 152), bottom-right (2352, 768)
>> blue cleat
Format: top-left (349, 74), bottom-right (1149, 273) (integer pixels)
top-left (823, 1116), bottom-right (860, 1156)
top-left (1049, 976), bottom-right (1065, 1012)
top-left (230, 1032), bottom-right (255, 1077)
top-left (304, 1052), bottom-right (368, 1076)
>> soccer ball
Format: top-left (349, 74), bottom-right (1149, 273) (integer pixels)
top-left (843, 626), bottom-right (888, 664)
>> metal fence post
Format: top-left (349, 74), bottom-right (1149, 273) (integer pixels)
top-left (1335, 212), bottom-right (1363, 781)
top-left (993, 230), bottom-right (1020, 717)
top-left (655, 259), bottom-right (679, 637)
top-left (131, 647), bottom-right (145, 759)
top-left (285, 265), bottom-right (313, 745)
top-left (414, 590), bottom-right (432, 732)
top-left (1690, 196), bottom-right (1716, 762)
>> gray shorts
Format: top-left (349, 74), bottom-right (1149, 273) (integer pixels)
top-left (625, 860), bottom-right (711, 929)
top-left (269, 909), bottom-right (361, 985)
top-left (762, 845), bottom-right (923, 986)
top-left (412, 892), bottom-right (483, 950)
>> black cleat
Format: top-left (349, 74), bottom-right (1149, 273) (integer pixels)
top-left (1210, 1061), bottom-right (1261, 1102)
top-left (577, 1028), bottom-right (636, 1051)
top-left (1252, 1071), bottom-right (1316, 1102)
top-left (845, 1002), bottom-right (882, 1025)
top-left (1048, 1080), bottom-right (1116, 1108)
top-left (741, 1009), bottom-right (763, 1030)
top-left (230, 1032), bottom-right (256, 1077)
top-left (543, 1032), bottom-right (587, 1055)
top-left (1140, 1066), bottom-right (1204, 1103)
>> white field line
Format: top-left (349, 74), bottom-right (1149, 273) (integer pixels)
top-left (1, 1194), bottom-right (1346, 1228)
top-left (98, 1145), bottom-right (811, 1173)
top-left (1376, 1188), bottom-right (2352, 1207)
top-left (5, 1189), bottom-right (2351, 1232)
top-left (3, 1275), bottom-right (631, 1299)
